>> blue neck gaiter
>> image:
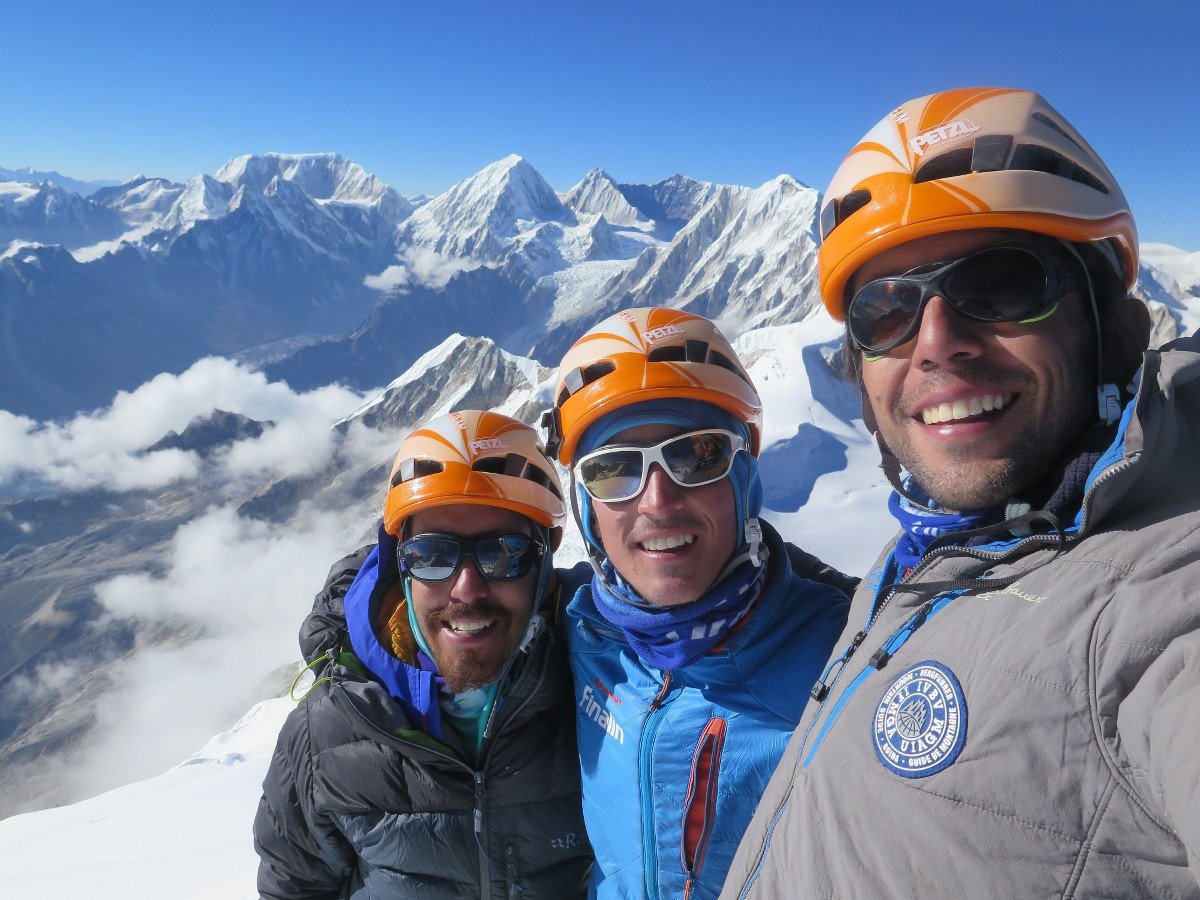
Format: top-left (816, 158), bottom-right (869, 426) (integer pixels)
top-left (887, 485), bottom-right (1003, 573)
top-left (588, 553), bottom-right (768, 670)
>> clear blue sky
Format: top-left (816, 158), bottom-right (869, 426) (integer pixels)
top-left (5, 0), bottom-right (1199, 249)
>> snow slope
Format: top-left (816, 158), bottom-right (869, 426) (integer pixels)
top-left (0, 699), bottom-right (293, 899)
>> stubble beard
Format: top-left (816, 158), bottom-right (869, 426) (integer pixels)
top-left (422, 604), bottom-right (517, 693)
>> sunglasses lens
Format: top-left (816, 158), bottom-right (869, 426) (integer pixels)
top-left (399, 535), bottom-right (538, 583)
top-left (472, 535), bottom-right (538, 580)
top-left (578, 449), bottom-right (645, 502)
top-left (577, 431), bottom-right (739, 502)
top-left (944, 247), bottom-right (1048, 321)
top-left (662, 431), bottom-right (736, 485)
top-left (400, 537), bottom-right (462, 582)
top-left (848, 280), bottom-right (925, 353)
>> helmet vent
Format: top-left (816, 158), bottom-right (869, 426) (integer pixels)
top-left (1030, 111), bottom-right (1086, 152)
top-left (556, 360), bottom-right (616, 407)
top-left (1009, 145), bottom-right (1108, 193)
top-left (913, 148), bottom-right (973, 183)
top-left (820, 189), bottom-right (872, 239)
top-left (911, 140), bottom-right (1108, 194)
top-left (645, 342), bottom-right (749, 385)
top-left (473, 454), bottom-right (563, 499)
top-left (392, 458), bottom-right (444, 487)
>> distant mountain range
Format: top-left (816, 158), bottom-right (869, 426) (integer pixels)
top-left (4, 151), bottom-right (1196, 420)
top-left (0, 152), bottom-right (829, 418)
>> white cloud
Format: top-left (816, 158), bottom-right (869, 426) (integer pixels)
top-left (362, 263), bottom-right (410, 291)
top-left (364, 246), bottom-right (484, 292)
top-left (0, 357), bottom-right (370, 494)
top-left (4, 661), bottom-right (82, 707)
top-left (77, 502), bottom-right (365, 798)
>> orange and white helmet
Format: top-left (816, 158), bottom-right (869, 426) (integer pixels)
top-left (383, 410), bottom-right (565, 546)
top-left (818, 87), bottom-right (1138, 320)
top-left (543, 307), bottom-right (763, 465)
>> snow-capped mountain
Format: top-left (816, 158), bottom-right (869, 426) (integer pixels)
top-left (396, 153), bottom-right (573, 263)
top-left (0, 180), bottom-right (126, 250)
top-left (561, 168), bottom-right (654, 229)
top-left (0, 166), bottom-right (120, 196)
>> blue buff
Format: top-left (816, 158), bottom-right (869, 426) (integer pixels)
top-left (588, 556), bottom-right (767, 670)
top-left (888, 485), bottom-right (1002, 573)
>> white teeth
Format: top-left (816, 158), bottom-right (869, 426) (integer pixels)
top-left (640, 534), bottom-right (695, 551)
top-left (921, 394), bottom-right (1010, 425)
top-left (448, 620), bottom-right (491, 634)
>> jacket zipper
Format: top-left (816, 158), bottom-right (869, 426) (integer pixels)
top-left (640, 671), bottom-right (674, 900)
top-left (681, 716), bottom-right (727, 899)
top-left (333, 631), bottom-right (546, 900)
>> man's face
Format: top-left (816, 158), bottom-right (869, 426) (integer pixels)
top-left (588, 423), bottom-right (737, 607)
top-left (406, 504), bottom-right (539, 692)
top-left (852, 229), bottom-right (1096, 510)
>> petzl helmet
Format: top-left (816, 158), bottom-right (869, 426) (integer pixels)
top-left (543, 307), bottom-right (763, 465)
top-left (383, 410), bottom-right (565, 547)
top-left (818, 86), bottom-right (1138, 319)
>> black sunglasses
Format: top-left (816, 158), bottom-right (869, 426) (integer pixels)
top-left (573, 428), bottom-right (745, 503)
top-left (847, 241), bottom-right (1082, 358)
top-left (397, 532), bottom-right (542, 583)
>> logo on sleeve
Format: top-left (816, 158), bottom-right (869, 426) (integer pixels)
top-left (873, 661), bottom-right (966, 778)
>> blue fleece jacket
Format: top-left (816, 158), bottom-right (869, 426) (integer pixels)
top-left (564, 521), bottom-right (849, 900)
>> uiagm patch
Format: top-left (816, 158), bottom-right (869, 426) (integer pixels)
top-left (873, 660), bottom-right (967, 778)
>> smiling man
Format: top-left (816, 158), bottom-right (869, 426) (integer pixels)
top-left (542, 308), bottom-right (852, 900)
top-left (723, 87), bottom-right (1200, 898)
top-left (255, 411), bottom-right (592, 899)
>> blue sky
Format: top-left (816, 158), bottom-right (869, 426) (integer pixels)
top-left (6, 0), bottom-right (1199, 248)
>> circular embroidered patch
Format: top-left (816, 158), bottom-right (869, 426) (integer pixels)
top-left (873, 660), bottom-right (967, 778)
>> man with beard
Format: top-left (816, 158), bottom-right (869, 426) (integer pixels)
top-left (540, 307), bottom-right (853, 899)
top-left (722, 87), bottom-right (1200, 897)
top-left (254, 410), bottom-right (592, 899)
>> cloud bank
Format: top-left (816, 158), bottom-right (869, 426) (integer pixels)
top-left (364, 246), bottom-right (483, 292)
top-left (0, 357), bottom-right (371, 494)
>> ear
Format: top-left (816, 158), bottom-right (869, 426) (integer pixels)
top-left (1102, 296), bottom-right (1152, 388)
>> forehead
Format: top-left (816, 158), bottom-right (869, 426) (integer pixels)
top-left (848, 228), bottom-right (1020, 294)
top-left (409, 503), bottom-right (532, 537)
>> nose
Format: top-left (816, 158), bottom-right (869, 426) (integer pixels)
top-left (909, 295), bottom-right (985, 369)
top-left (636, 463), bottom-right (687, 514)
top-left (448, 555), bottom-right (489, 604)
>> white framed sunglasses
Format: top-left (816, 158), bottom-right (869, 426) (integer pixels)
top-left (573, 428), bottom-right (746, 503)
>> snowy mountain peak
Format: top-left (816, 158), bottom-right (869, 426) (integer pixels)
top-left (561, 168), bottom-right (651, 228)
top-left (214, 152), bottom-right (396, 206)
top-left (617, 173), bottom-right (717, 227)
top-left (398, 155), bottom-right (571, 262)
top-left (160, 174), bottom-right (236, 230)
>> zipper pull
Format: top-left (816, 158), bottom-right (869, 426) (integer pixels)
top-left (810, 630), bottom-right (867, 700)
top-left (870, 601), bottom-right (935, 670)
top-left (473, 771), bottom-right (485, 835)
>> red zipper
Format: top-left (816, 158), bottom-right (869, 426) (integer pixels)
top-left (681, 716), bottom-right (727, 898)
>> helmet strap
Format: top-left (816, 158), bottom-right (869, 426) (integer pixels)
top-left (1059, 240), bottom-right (1121, 426)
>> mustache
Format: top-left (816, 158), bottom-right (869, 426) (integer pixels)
top-left (430, 600), bottom-right (513, 621)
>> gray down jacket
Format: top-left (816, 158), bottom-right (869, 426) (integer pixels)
top-left (254, 548), bottom-right (593, 899)
top-left (722, 331), bottom-right (1200, 898)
